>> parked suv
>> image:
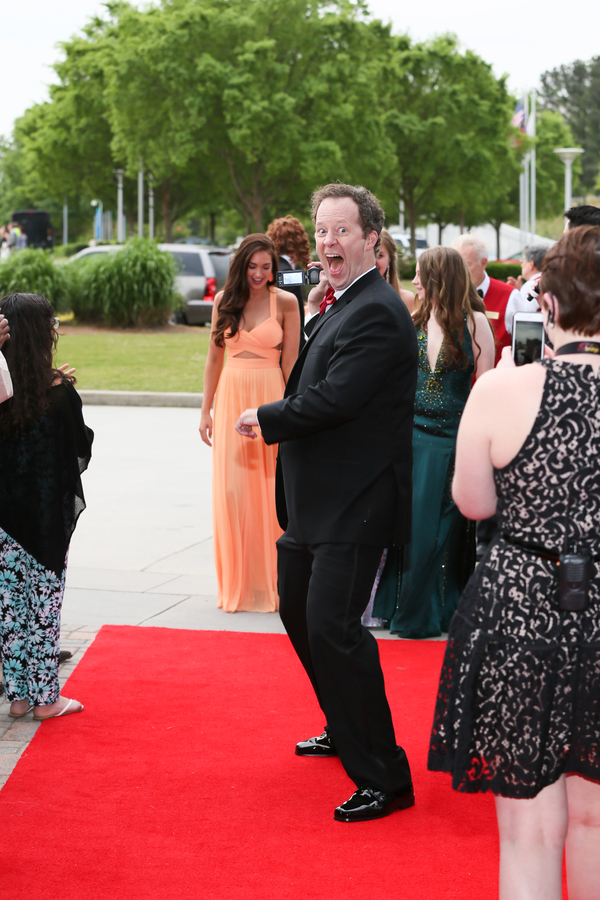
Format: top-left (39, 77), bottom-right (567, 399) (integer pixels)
top-left (68, 243), bottom-right (232, 325)
top-left (388, 232), bottom-right (429, 258)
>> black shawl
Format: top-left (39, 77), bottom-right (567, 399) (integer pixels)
top-left (0, 382), bottom-right (93, 575)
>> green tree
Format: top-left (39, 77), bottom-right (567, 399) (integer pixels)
top-left (383, 35), bottom-right (515, 253)
top-left (540, 57), bottom-right (600, 192)
top-left (101, 0), bottom-right (393, 233)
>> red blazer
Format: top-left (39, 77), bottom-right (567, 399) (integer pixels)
top-left (484, 277), bottom-right (512, 365)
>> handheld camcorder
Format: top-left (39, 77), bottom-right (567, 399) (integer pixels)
top-left (276, 268), bottom-right (321, 288)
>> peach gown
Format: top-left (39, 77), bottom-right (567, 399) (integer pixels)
top-left (212, 287), bottom-right (285, 612)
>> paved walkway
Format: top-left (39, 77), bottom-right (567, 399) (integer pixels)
top-left (0, 403), bottom-right (419, 786)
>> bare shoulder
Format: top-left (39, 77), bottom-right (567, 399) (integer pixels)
top-left (471, 360), bottom-right (547, 406)
top-left (468, 309), bottom-right (492, 334)
top-left (399, 289), bottom-right (415, 313)
top-left (276, 288), bottom-right (300, 313)
top-left (213, 290), bottom-right (224, 309)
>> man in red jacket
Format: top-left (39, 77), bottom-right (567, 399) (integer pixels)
top-left (453, 235), bottom-right (522, 366)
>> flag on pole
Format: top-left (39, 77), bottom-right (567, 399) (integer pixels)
top-left (512, 99), bottom-right (527, 132)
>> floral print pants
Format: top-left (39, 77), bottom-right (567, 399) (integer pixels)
top-left (0, 529), bottom-right (65, 705)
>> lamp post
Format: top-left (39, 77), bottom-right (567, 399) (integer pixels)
top-left (553, 148), bottom-right (584, 212)
top-left (115, 169), bottom-right (125, 243)
top-left (90, 199), bottom-right (103, 242)
top-left (63, 198), bottom-right (68, 246)
top-left (148, 173), bottom-right (154, 240)
top-left (138, 163), bottom-right (144, 237)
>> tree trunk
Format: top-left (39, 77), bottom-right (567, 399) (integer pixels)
top-left (210, 212), bottom-right (216, 244)
top-left (438, 221), bottom-right (444, 246)
top-left (162, 181), bottom-right (172, 242)
top-left (495, 221), bottom-right (502, 260)
top-left (459, 210), bottom-right (465, 234)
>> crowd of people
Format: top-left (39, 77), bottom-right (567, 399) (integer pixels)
top-left (0, 222), bottom-right (28, 258)
top-left (1, 189), bottom-right (599, 899)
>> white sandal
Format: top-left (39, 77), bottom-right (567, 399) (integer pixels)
top-left (33, 698), bottom-right (84, 721)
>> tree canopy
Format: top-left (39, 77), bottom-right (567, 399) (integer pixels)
top-left (0, 0), bottom-right (543, 245)
top-left (540, 56), bottom-right (600, 193)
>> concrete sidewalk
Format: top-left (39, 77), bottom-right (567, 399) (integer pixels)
top-left (59, 404), bottom-right (288, 635)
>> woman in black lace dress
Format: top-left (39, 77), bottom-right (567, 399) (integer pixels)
top-left (0, 294), bottom-right (93, 721)
top-left (428, 226), bottom-right (600, 900)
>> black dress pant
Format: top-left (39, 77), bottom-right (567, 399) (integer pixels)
top-left (277, 532), bottom-right (412, 794)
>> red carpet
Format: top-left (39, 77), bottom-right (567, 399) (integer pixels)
top-left (0, 627), bottom-right (498, 898)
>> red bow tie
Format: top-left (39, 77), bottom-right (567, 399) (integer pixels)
top-left (319, 286), bottom-right (336, 316)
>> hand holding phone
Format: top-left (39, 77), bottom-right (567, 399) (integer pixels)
top-left (512, 312), bottom-right (546, 366)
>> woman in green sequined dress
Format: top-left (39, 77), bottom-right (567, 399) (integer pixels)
top-left (374, 247), bottom-right (495, 637)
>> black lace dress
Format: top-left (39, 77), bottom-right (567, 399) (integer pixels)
top-left (428, 360), bottom-right (600, 799)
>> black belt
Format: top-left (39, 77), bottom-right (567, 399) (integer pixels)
top-left (501, 533), bottom-right (600, 563)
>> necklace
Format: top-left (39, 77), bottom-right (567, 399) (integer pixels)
top-left (556, 340), bottom-right (600, 356)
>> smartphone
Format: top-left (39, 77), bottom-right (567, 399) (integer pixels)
top-left (512, 312), bottom-right (546, 366)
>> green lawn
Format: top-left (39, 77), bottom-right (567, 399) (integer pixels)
top-left (54, 327), bottom-right (211, 392)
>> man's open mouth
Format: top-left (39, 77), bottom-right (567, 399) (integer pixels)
top-left (326, 254), bottom-right (344, 276)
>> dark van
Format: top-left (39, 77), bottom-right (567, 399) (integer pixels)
top-left (11, 210), bottom-right (53, 250)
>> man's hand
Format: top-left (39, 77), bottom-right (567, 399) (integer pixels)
top-left (507, 275), bottom-right (523, 289)
top-left (306, 264), bottom-right (329, 317)
top-left (235, 408), bottom-right (259, 439)
top-left (0, 314), bottom-right (9, 350)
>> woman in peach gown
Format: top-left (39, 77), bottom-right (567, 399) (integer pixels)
top-left (200, 234), bottom-right (300, 612)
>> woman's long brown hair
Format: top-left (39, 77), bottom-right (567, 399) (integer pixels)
top-left (213, 234), bottom-right (279, 348)
top-left (412, 247), bottom-right (491, 370)
top-left (379, 229), bottom-right (401, 294)
top-left (0, 293), bottom-right (75, 437)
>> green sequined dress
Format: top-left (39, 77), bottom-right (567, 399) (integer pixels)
top-left (374, 321), bottom-right (476, 637)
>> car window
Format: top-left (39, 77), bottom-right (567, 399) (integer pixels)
top-left (169, 251), bottom-right (204, 276)
top-left (208, 252), bottom-right (231, 279)
top-left (415, 239), bottom-right (428, 248)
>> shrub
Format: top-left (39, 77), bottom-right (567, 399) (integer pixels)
top-left (69, 239), bottom-right (178, 327)
top-left (486, 262), bottom-right (522, 281)
top-left (0, 249), bottom-right (70, 311)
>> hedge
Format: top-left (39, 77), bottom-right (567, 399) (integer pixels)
top-left (0, 249), bottom-right (70, 311)
top-left (69, 238), bottom-right (178, 327)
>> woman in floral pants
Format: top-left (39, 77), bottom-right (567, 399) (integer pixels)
top-left (0, 293), bottom-right (93, 720)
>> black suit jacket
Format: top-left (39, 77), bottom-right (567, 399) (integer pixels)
top-left (258, 268), bottom-right (418, 547)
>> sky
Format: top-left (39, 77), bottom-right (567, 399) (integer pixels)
top-left (2, 0), bottom-right (599, 138)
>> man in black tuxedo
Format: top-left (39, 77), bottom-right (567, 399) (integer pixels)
top-left (236, 184), bottom-right (418, 822)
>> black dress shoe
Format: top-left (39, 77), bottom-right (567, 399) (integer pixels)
top-left (295, 728), bottom-right (338, 757)
top-left (58, 650), bottom-right (73, 664)
top-left (334, 785), bottom-right (415, 822)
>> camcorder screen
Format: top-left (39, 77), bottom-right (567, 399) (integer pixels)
top-left (282, 271), bottom-right (304, 285)
top-left (513, 321), bottom-right (544, 366)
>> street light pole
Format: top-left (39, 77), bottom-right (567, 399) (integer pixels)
top-left (554, 148), bottom-right (584, 211)
top-left (63, 198), bottom-right (68, 246)
top-left (138, 163), bottom-right (144, 237)
top-left (91, 199), bottom-right (103, 241)
top-left (115, 169), bottom-right (125, 243)
top-left (529, 90), bottom-right (536, 240)
top-left (148, 173), bottom-right (154, 240)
